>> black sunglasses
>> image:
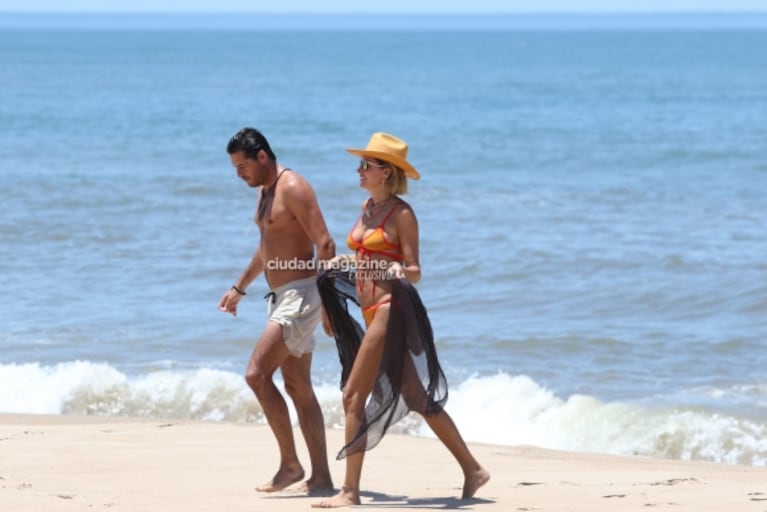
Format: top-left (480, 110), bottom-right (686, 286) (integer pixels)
top-left (359, 159), bottom-right (388, 171)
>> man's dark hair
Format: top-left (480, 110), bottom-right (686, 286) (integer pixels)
top-left (227, 127), bottom-right (277, 161)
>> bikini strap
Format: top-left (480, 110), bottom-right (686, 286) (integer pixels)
top-left (378, 201), bottom-right (401, 228)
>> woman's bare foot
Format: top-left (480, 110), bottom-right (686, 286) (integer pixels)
top-left (462, 467), bottom-right (491, 499)
top-left (311, 486), bottom-right (360, 508)
top-left (256, 466), bottom-right (305, 492)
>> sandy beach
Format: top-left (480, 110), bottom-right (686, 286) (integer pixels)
top-left (0, 414), bottom-right (765, 511)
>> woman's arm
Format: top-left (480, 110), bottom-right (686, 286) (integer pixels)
top-left (392, 205), bottom-right (421, 283)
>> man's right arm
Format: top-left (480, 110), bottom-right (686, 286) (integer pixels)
top-left (234, 246), bottom-right (265, 292)
top-left (218, 247), bottom-right (264, 316)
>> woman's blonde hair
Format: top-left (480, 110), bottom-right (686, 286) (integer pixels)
top-left (385, 166), bottom-right (408, 196)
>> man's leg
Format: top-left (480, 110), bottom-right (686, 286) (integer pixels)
top-left (245, 320), bottom-right (305, 492)
top-left (281, 352), bottom-right (334, 492)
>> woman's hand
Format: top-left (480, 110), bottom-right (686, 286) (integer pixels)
top-left (325, 253), bottom-right (355, 271)
top-left (386, 261), bottom-right (406, 280)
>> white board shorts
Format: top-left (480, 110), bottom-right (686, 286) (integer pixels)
top-left (266, 276), bottom-right (321, 357)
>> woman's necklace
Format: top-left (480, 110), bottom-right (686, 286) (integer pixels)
top-left (363, 196), bottom-right (395, 220)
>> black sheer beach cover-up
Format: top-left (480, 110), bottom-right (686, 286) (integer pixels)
top-left (317, 269), bottom-right (449, 460)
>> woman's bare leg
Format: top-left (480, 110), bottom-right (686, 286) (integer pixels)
top-left (422, 410), bottom-right (491, 498)
top-left (312, 304), bottom-right (390, 508)
top-left (399, 357), bottom-right (490, 498)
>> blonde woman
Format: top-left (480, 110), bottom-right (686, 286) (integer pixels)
top-left (315, 133), bottom-right (489, 508)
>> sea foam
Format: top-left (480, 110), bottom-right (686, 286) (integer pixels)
top-left (1, 361), bottom-right (765, 466)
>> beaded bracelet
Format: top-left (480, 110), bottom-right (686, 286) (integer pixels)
top-left (231, 285), bottom-right (247, 296)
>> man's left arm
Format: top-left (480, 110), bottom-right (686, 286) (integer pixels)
top-left (283, 176), bottom-right (336, 336)
top-left (283, 176), bottom-right (336, 265)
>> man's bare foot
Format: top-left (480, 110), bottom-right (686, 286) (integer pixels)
top-left (311, 486), bottom-right (360, 508)
top-left (290, 476), bottom-right (334, 495)
top-left (256, 466), bottom-right (305, 492)
top-left (462, 467), bottom-right (491, 499)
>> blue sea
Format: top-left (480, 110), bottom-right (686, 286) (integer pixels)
top-left (1, 13), bottom-right (766, 466)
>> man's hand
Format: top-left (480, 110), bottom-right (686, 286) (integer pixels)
top-left (218, 289), bottom-right (243, 316)
top-left (321, 307), bottom-right (333, 336)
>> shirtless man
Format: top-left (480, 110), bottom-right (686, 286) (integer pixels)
top-left (219, 127), bottom-right (334, 493)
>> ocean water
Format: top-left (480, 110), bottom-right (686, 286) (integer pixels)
top-left (1, 14), bottom-right (767, 467)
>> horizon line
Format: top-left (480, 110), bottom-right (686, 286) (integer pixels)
top-left (4, 10), bottom-right (766, 30)
top-left (3, 10), bottom-right (767, 15)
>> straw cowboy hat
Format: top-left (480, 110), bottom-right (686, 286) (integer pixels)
top-left (346, 132), bottom-right (421, 180)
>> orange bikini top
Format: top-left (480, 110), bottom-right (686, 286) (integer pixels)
top-left (346, 202), bottom-right (403, 261)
